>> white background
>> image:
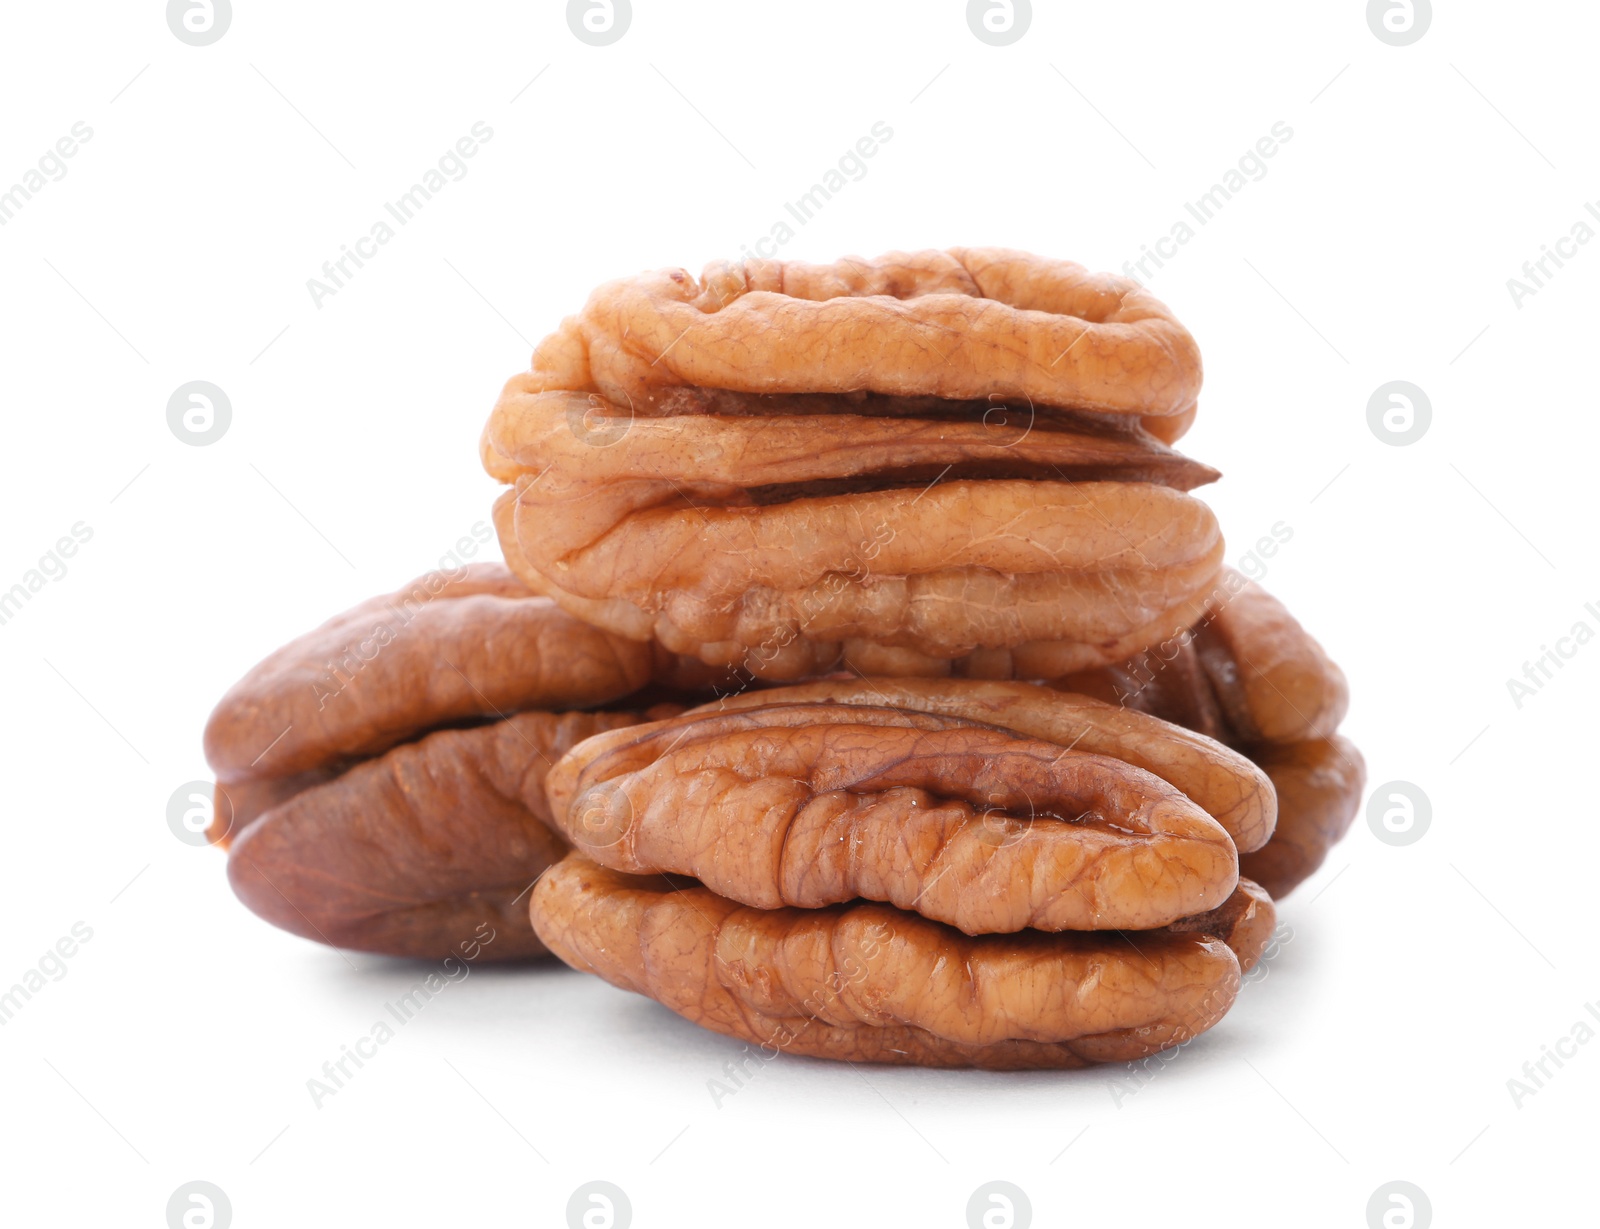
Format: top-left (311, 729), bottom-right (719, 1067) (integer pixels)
top-left (1, 2), bottom-right (1594, 1226)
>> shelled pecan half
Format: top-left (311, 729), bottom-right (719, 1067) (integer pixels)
top-left (204, 563), bottom-right (703, 958)
top-left (1061, 572), bottom-right (1363, 896)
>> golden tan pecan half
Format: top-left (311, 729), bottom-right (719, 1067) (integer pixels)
top-left (530, 855), bottom-right (1241, 1069)
top-left (480, 248), bottom-right (1202, 458)
top-left (545, 702), bottom-right (1239, 934)
top-left (490, 467), bottom-right (1224, 682)
top-left (694, 677), bottom-right (1275, 854)
top-left (531, 857), bottom-right (1241, 1062)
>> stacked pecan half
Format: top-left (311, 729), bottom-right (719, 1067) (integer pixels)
top-left (204, 564), bottom-right (713, 959)
top-left (204, 248), bottom-right (1361, 1069)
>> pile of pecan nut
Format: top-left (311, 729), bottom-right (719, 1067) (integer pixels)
top-left (206, 249), bottom-right (1362, 1069)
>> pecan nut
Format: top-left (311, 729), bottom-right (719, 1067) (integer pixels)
top-left (1061, 572), bottom-right (1363, 896)
top-left (204, 564), bottom-right (688, 959)
top-left (1058, 569), bottom-right (1349, 745)
top-left (482, 248), bottom-right (1203, 452)
top-left (229, 711), bottom-right (640, 960)
top-left (491, 478), bottom-right (1224, 686)
top-left (531, 854), bottom-right (1258, 1069)
top-left (204, 563), bottom-right (659, 816)
top-left (545, 697), bottom-right (1241, 934)
top-left (693, 677), bottom-right (1277, 853)
top-left (1237, 737), bottom-right (1366, 899)
top-left (1165, 875), bottom-right (1276, 973)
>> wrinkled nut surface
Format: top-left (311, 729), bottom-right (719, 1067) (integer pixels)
top-left (202, 563), bottom-right (710, 959)
top-left (531, 855), bottom-right (1246, 1069)
top-left (493, 481), bottom-right (1223, 686)
top-left (1167, 876), bottom-right (1276, 975)
top-left (694, 677), bottom-right (1276, 853)
top-left (1062, 573), bottom-right (1362, 897)
top-left (482, 248), bottom-right (1203, 454)
top-left (204, 563), bottom-right (657, 799)
top-left (1059, 569), bottom-right (1349, 745)
top-left (546, 699), bottom-right (1241, 934)
top-left (482, 248), bottom-right (1221, 681)
top-left (230, 711), bottom-right (645, 960)
top-left (204, 562), bottom-right (725, 846)
top-left (487, 398), bottom-right (1224, 682)
top-left (1238, 737), bottom-right (1366, 899)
